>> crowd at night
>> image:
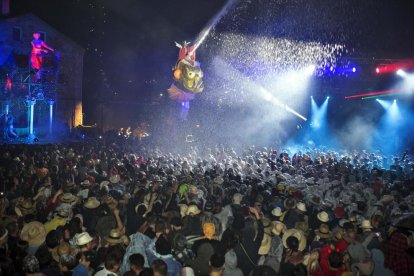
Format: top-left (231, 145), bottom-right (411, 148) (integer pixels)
top-left (1, 0), bottom-right (414, 275)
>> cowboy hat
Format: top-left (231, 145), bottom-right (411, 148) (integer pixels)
top-left (20, 221), bottom-right (47, 246)
top-left (272, 207), bottom-right (283, 217)
top-left (109, 174), bottom-right (120, 184)
top-left (59, 193), bottom-right (77, 204)
top-left (105, 229), bottom-right (127, 244)
top-left (74, 232), bottom-right (93, 246)
top-left (100, 180), bottom-right (110, 190)
top-left (317, 211), bottom-right (330, 223)
top-left (15, 199), bottom-right (36, 217)
top-left (186, 205), bottom-right (201, 216)
top-left (51, 242), bottom-right (76, 262)
top-left (232, 193), bottom-right (243, 205)
top-left (361, 219), bottom-right (373, 230)
top-left (339, 219), bottom-right (350, 228)
top-left (296, 202), bottom-right (307, 212)
top-left (282, 229), bottom-right (306, 251)
top-left (272, 221), bottom-right (287, 236)
top-left (213, 176), bottom-right (224, 185)
top-left (284, 198), bottom-right (297, 209)
top-left (80, 179), bottom-right (91, 187)
top-left (315, 224), bottom-right (332, 239)
top-left (262, 218), bottom-right (273, 235)
top-left (83, 197), bottom-right (100, 209)
top-left (258, 233), bottom-right (272, 255)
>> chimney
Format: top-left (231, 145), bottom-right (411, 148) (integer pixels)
top-left (2, 0), bottom-right (10, 15)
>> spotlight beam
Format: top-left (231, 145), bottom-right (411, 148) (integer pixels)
top-left (213, 57), bottom-right (308, 121)
top-left (345, 89), bottom-right (401, 99)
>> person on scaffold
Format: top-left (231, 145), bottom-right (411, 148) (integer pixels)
top-left (30, 32), bottom-right (55, 81)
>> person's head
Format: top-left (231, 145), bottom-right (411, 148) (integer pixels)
top-left (77, 250), bottom-right (96, 268)
top-left (286, 236), bottom-right (299, 252)
top-left (45, 229), bottom-right (63, 249)
top-left (33, 33), bottom-right (40, 39)
top-left (22, 255), bottom-right (40, 275)
top-left (152, 259), bottom-right (167, 276)
top-left (59, 254), bottom-right (77, 272)
top-left (251, 265), bottom-right (278, 276)
top-left (328, 251), bottom-right (343, 269)
top-left (139, 268), bottom-right (154, 276)
top-left (129, 253), bottom-right (145, 273)
top-left (0, 256), bottom-right (15, 275)
top-left (155, 220), bottom-right (166, 236)
top-left (104, 250), bottom-right (122, 273)
top-left (209, 253), bottom-right (225, 273)
top-left (155, 236), bottom-right (172, 256)
top-left (203, 222), bottom-right (216, 240)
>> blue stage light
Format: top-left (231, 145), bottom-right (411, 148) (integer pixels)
top-left (352, 67), bottom-right (356, 73)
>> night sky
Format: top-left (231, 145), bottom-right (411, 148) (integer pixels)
top-left (8, 0), bottom-right (414, 127)
top-left (10, 0), bottom-right (227, 123)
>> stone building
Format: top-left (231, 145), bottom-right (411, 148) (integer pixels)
top-left (0, 12), bottom-right (84, 133)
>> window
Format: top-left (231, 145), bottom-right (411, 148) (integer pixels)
top-left (12, 26), bottom-right (22, 41)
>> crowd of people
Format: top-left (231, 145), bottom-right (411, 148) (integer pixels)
top-left (0, 140), bottom-right (413, 276)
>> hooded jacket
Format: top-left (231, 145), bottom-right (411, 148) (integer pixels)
top-left (371, 249), bottom-right (395, 276)
top-left (223, 250), bottom-right (243, 276)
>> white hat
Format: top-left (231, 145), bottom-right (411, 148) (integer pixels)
top-left (232, 193), bottom-right (243, 205)
top-left (272, 207), bottom-right (282, 217)
top-left (75, 232), bottom-right (93, 246)
top-left (361, 219), bottom-right (373, 230)
top-left (296, 202), bottom-right (307, 212)
top-left (109, 174), bottom-right (120, 184)
top-left (317, 211), bottom-right (330, 223)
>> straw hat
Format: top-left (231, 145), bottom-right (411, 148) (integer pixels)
top-left (296, 202), bottom-right (307, 212)
top-left (74, 232), bottom-right (93, 246)
top-left (15, 199), bottom-right (36, 217)
top-left (232, 193), bottom-right (243, 205)
top-left (105, 229), bottom-right (127, 244)
top-left (380, 194), bottom-right (394, 205)
top-left (213, 176), bottom-right (224, 185)
top-left (284, 198), bottom-right (297, 209)
top-left (100, 180), bottom-right (110, 190)
top-left (272, 221), bottom-right (287, 236)
top-left (339, 219), bottom-right (350, 228)
top-left (20, 221), bottom-right (47, 246)
top-left (109, 174), bottom-right (120, 184)
top-left (276, 183), bottom-right (285, 192)
top-left (186, 205), bottom-right (201, 216)
top-left (262, 218), bottom-right (273, 235)
top-left (83, 197), bottom-right (100, 209)
top-left (59, 193), bottom-right (76, 204)
top-left (80, 179), bottom-right (91, 187)
top-left (272, 207), bottom-right (283, 217)
top-left (309, 194), bottom-right (321, 206)
top-left (282, 229), bottom-right (306, 251)
top-left (56, 210), bottom-right (70, 219)
top-left (361, 220), bottom-right (373, 230)
top-left (51, 242), bottom-right (76, 262)
top-left (315, 224), bottom-right (332, 239)
top-left (258, 233), bottom-right (272, 255)
top-left (317, 211), bottom-right (330, 223)
top-left (179, 204), bottom-right (188, 217)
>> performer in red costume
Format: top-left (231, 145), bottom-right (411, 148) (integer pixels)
top-left (5, 73), bottom-right (12, 93)
top-left (30, 32), bottom-right (54, 80)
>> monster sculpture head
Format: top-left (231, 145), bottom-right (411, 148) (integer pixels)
top-left (173, 59), bottom-right (204, 94)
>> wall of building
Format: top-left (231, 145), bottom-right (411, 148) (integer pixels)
top-left (0, 13), bottom-right (84, 129)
